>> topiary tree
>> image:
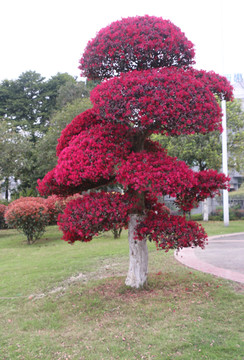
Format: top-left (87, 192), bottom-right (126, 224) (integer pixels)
top-left (5, 197), bottom-right (48, 244)
top-left (37, 16), bottom-right (233, 288)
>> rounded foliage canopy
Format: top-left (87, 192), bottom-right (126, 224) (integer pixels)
top-left (79, 15), bottom-right (195, 80)
top-left (5, 197), bottom-right (48, 244)
top-left (91, 67), bottom-right (232, 136)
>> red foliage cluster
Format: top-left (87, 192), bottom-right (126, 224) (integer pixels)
top-left (0, 204), bottom-right (7, 229)
top-left (54, 193), bottom-right (83, 213)
top-left (7, 197), bottom-right (46, 207)
top-left (116, 149), bottom-right (194, 197)
top-left (38, 123), bottom-right (132, 197)
top-left (55, 123), bottom-right (132, 187)
top-left (144, 193), bottom-right (171, 214)
top-left (0, 204), bottom-right (7, 213)
top-left (56, 109), bottom-right (100, 156)
top-left (5, 198), bottom-right (48, 244)
top-left (58, 192), bottom-right (136, 243)
top-left (37, 169), bottom-right (74, 197)
top-left (44, 194), bottom-right (84, 224)
top-left (136, 207), bottom-right (207, 251)
top-left (91, 67), bottom-right (227, 136)
top-left (37, 167), bottom-right (112, 197)
top-left (79, 15), bottom-right (195, 80)
top-left (189, 69), bottom-right (233, 102)
top-left (136, 194), bottom-right (207, 250)
top-left (4, 196), bottom-right (78, 230)
top-left (6, 196), bottom-right (60, 226)
top-left (0, 203), bottom-right (7, 215)
top-left (175, 170), bottom-right (230, 212)
top-left (44, 195), bottom-right (62, 224)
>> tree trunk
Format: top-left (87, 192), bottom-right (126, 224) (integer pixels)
top-left (203, 198), bottom-right (209, 221)
top-left (112, 227), bottom-right (122, 239)
top-left (4, 177), bottom-right (9, 201)
top-left (125, 214), bottom-right (148, 288)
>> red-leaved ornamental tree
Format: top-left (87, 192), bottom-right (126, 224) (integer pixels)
top-left (37, 16), bottom-right (233, 288)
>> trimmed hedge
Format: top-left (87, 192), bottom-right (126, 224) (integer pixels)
top-left (4, 198), bottom-right (48, 244)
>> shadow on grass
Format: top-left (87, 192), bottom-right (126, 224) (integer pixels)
top-left (0, 231), bottom-right (17, 239)
top-left (0, 231), bottom-right (61, 249)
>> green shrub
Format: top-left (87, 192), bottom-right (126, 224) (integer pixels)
top-left (190, 213), bottom-right (203, 221)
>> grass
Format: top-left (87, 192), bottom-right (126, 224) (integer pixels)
top-left (0, 221), bottom-right (243, 359)
top-left (199, 220), bottom-right (244, 236)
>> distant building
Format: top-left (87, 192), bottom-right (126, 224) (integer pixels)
top-left (229, 170), bottom-right (244, 191)
top-left (226, 72), bottom-right (244, 110)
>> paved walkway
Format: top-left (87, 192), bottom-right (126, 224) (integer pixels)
top-left (175, 233), bottom-right (244, 284)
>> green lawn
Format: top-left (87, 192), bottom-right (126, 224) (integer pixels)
top-left (0, 221), bottom-right (243, 359)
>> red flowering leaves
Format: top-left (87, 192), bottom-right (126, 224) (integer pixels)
top-left (91, 67), bottom-right (228, 136)
top-left (175, 170), bottom-right (230, 212)
top-left (58, 191), bottom-right (208, 251)
top-left (56, 123), bottom-right (131, 185)
top-left (189, 69), bottom-right (233, 102)
top-left (0, 204), bottom-right (7, 229)
top-left (58, 192), bottom-right (135, 243)
top-left (56, 109), bottom-right (101, 156)
top-left (38, 123), bottom-right (132, 196)
top-left (136, 209), bottom-right (207, 251)
top-left (135, 197), bottom-right (207, 251)
top-left (37, 168), bottom-right (76, 197)
top-left (116, 149), bottom-right (194, 198)
top-left (79, 15), bottom-right (195, 80)
top-left (116, 150), bottom-right (229, 212)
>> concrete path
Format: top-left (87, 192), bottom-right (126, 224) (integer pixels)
top-left (175, 233), bottom-right (244, 284)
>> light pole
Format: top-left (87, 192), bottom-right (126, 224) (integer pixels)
top-left (221, 100), bottom-right (229, 226)
top-left (221, 1), bottom-right (229, 226)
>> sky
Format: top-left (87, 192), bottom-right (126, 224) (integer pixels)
top-left (1, 0), bottom-right (244, 84)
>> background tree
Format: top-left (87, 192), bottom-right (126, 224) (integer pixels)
top-left (0, 71), bottom-right (76, 140)
top-left (226, 99), bottom-right (244, 173)
top-left (0, 120), bottom-right (31, 200)
top-left (55, 79), bottom-right (98, 108)
top-left (38, 16), bottom-right (232, 288)
top-left (0, 72), bottom-right (92, 197)
top-left (35, 79), bottom-right (95, 183)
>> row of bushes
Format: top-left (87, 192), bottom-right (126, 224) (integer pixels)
top-left (0, 194), bottom-right (82, 244)
top-left (191, 207), bottom-right (244, 221)
top-left (1, 196), bottom-right (243, 244)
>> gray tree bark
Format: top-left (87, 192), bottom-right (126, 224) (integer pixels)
top-left (203, 198), bottom-right (209, 221)
top-left (125, 214), bottom-right (148, 288)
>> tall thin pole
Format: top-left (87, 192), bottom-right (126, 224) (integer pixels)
top-left (221, 1), bottom-right (229, 226)
top-left (222, 100), bottom-right (229, 226)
